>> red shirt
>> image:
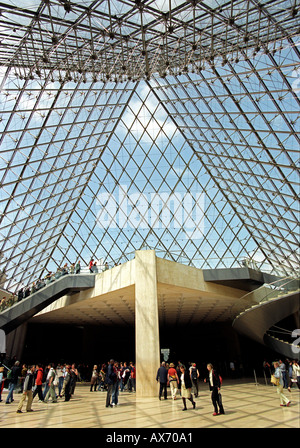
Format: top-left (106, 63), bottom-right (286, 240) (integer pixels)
top-left (36, 368), bottom-right (43, 386)
top-left (168, 367), bottom-right (177, 379)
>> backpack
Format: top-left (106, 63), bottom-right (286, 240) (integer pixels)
top-left (191, 368), bottom-right (197, 380)
top-left (213, 371), bottom-right (223, 386)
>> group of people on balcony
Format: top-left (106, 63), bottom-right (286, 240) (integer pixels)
top-left (0, 257), bottom-right (119, 313)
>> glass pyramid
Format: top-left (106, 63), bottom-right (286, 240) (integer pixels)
top-left (0, 0), bottom-right (299, 292)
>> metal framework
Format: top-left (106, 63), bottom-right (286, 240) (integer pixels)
top-left (0, 0), bottom-right (299, 292)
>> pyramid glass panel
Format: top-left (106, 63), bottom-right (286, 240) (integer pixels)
top-left (0, 0), bottom-right (299, 292)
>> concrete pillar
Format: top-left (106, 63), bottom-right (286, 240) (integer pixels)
top-left (135, 250), bottom-right (160, 398)
top-left (6, 323), bottom-right (27, 361)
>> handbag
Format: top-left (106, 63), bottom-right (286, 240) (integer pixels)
top-left (271, 374), bottom-right (280, 386)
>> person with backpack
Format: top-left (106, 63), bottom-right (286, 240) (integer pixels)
top-left (204, 363), bottom-right (225, 416)
top-left (5, 360), bottom-right (21, 404)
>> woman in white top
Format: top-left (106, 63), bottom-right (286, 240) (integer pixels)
top-left (179, 365), bottom-right (196, 411)
top-left (90, 365), bottom-right (99, 392)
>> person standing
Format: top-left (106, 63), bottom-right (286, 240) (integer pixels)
top-left (167, 363), bottom-right (179, 400)
top-left (106, 359), bottom-right (116, 407)
top-left (64, 366), bottom-right (72, 402)
top-left (16, 365), bottom-right (35, 413)
top-left (89, 259), bottom-right (94, 273)
top-left (90, 365), bottom-right (99, 392)
top-left (279, 360), bottom-right (288, 389)
top-left (273, 361), bottom-right (291, 407)
top-left (98, 364), bottom-right (106, 391)
top-left (42, 364), bottom-right (50, 399)
top-left (289, 360), bottom-right (300, 390)
top-left (263, 359), bottom-right (271, 383)
top-left (0, 366), bottom-right (4, 402)
top-left (156, 362), bottom-right (168, 400)
top-left (179, 365), bottom-right (196, 411)
top-left (121, 362), bottom-right (131, 391)
top-left (20, 363), bottom-right (28, 393)
top-left (112, 361), bottom-right (121, 406)
top-left (204, 363), bottom-right (225, 416)
top-left (56, 364), bottom-right (65, 397)
top-left (70, 363), bottom-right (78, 396)
top-left (128, 362), bottom-right (136, 392)
top-left (75, 260), bottom-right (81, 274)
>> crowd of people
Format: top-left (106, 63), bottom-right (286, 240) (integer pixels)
top-left (0, 355), bottom-right (299, 417)
top-left (0, 357), bottom-right (137, 411)
top-left (0, 360), bottom-right (80, 412)
top-left (263, 358), bottom-right (300, 392)
top-left (0, 262), bottom-right (81, 312)
top-left (101, 360), bottom-right (136, 408)
top-left (88, 358), bottom-right (224, 416)
top-left (156, 361), bottom-right (224, 415)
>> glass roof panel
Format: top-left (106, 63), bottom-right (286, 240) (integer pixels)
top-left (0, 0), bottom-right (299, 291)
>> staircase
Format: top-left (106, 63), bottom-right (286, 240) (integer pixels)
top-left (232, 276), bottom-right (300, 359)
top-left (0, 274), bottom-right (95, 334)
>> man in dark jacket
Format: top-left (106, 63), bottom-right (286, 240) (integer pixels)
top-left (6, 360), bottom-right (21, 404)
top-left (204, 363), bottom-right (225, 415)
top-left (156, 362), bottom-right (168, 400)
top-left (105, 359), bottom-right (116, 408)
top-left (16, 365), bottom-right (35, 413)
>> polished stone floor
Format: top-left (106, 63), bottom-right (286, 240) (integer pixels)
top-left (0, 379), bottom-right (299, 429)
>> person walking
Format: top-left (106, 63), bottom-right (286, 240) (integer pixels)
top-left (16, 365), bottom-right (35, 413)
top-left (273, 361), bottom-right (291, 407)
top-left (189, 363), bottom-right (200, 398)
top-left (32, 363), bottom-right (44, 402)
top-left (6, 361), bottom-right (21, 404)
top-left (156, 361), bottom-right (168, 400)
top-left (44, 363), bottom-right (57, 403)
top-left (204, 363), bottom-right (225, 416)
top-left (167, 363), bottom-right (179, 400)
top-left (179, 365), bottom-right (196, 411)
